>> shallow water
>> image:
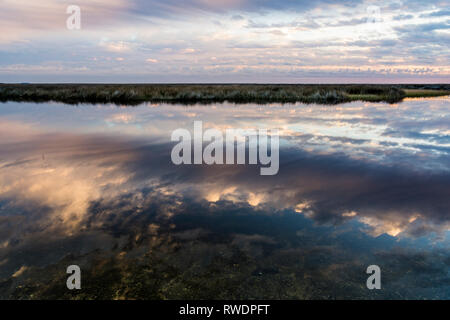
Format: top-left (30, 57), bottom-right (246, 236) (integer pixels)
top-left (0, 97), bottom-right (449, 299)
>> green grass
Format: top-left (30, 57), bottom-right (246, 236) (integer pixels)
top-left (0, 84), bottom-right (448, 105)
top-left (348, 94), bottom-right (382, 101)
top-left (404, 89), bottom-right (450, 98)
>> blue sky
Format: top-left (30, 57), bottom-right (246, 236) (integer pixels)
top-left (0, 0), bottom-right (449, 83)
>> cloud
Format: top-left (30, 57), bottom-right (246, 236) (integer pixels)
top-left (131, 0), bottom-right (365, 16)
top-left (0, 0), bottom-right (130, 43)
top-left (392, 14), bottom-right (414, 21)
top-left (421, 9), bottom-right (450, 17)
top-left (0, 0), bottom-right (449, 82)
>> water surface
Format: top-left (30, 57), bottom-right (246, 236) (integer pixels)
top-left (0, 97), bottom-right (449, 299)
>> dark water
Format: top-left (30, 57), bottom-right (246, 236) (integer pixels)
top-left (0, 97), bottom-right (449, 299)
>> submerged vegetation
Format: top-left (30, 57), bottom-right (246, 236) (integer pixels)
top-left (0, 84), bottom-right (448, 105)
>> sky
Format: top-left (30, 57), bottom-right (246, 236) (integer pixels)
top-left (0, 0), bottom-right (449, 83)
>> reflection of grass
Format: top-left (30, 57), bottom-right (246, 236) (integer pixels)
top-left (2, 84), bottom-right (447, 105)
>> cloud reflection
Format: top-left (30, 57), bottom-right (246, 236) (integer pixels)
top-left (0, 101), bottom-right (449, 243)
top-left (0, 99), bottom-right (449, 298)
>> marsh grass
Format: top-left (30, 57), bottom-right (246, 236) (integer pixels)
top-left (0, 84), bottom-right (447, 105)
top-left (403, 89), bottom-right (450, 98)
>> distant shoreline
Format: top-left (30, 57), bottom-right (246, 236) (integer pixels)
top-left (0, 84), bottom-right (449, 105)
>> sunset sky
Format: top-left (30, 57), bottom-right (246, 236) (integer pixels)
top-left (0, 0), bottom-right (449, 83)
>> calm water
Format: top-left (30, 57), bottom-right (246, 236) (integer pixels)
top-left (0, 97), bottom-right (449, 299)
